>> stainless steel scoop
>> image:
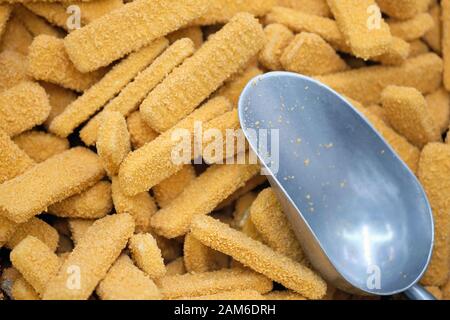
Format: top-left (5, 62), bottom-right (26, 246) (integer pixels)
top-left (238, 72), bottom-right (435, 300)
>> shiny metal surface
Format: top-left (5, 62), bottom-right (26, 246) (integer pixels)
top-left (238, 72), bottom-right (434, 296)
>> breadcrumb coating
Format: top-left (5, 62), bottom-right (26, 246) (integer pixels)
top-left (0, 4), bottom-right (11, 37)
top-left (0, 129), bottom-right (35, 184)
top-left (193, 0), bottom-right (275, 25)
top-left (376, 0), bottom-right (432, 20)
top-left (158, 268), bottom-right (273, 299)
top-left (423, 4), bottom-right (442, 53)
top-left (0, 50), bottom-right (29, 92)
top-left (97, 111), bottom-right (131, 177)
top-left (259, 24), bottom-right (294, 71)
top-left (0, 216), bottom-right (18, 248)
top-left (425, 88), bottom-right (450, 134)
top-left (128, 233), bottom-right (166, 279)
top-left (80, 38), bottom-right (193, 146)
top-left (126, 111), bottom-right (159, 150)
top-left (179, 289), bottom-right (264, 300)
top-left (373, 37), bottom-right (410, 66)
top-left (28, 35), bottom-right (104, 92)
top-left (119, 96), bottom-right (232, 196)
top-left (97, 255), bottom-right (161, 300)
top-left (0, 147), bottom-right (105, 223)
top-left (443, 0), bottom-right (450, 90)
top-left (381, 85), bottom-right (440, 148)
top-left (151, 163), bottom-right (260, 239)
top-left (24, 2), bottom-right (68, 30)
top-left (43, 213), bottom-right (135, 300)
top-left (12, 277), bottom-right (39, 300)
top-left (10, 236), bottom-right (61, 295)
top-left (184, 232), bottom-right (229, 273)
top-left (0, 81), bottom-right (51, 137)
top-left (64, 0), bottom-right (210, 72)
top-left (66, 0), bottom-right (124, 25)
top-left (165, 257), bottom-right (186, 276)
top-left (0, 16), bottom-right (32, 55)
top-left (153, 165), bottom-right (196, 208)
top-left (49, 39), bottom-right (167, 138)
top-left (190, 215), bottom-right (327, 299)
top-left (250, 188), bottom-right (304, 263)
top-left (13, 131), bottom-right (69, 163)
top-left (68, 219), bottom-right (94, 246)
top-left (327, 0), bottom-right (392, 59)
top-left (388, 13), bottom-right (434, 41)
top-left (418, 143), bottom-right (450, 286)
top-left (167, 26), bottom-right (203, 49)
top-left (6, 217), bottom-right (59, 251)
top-left (264, 290), bottom-right (306, 300)
top-left (15, 6), bottom-right (63, 38)
top-left (281, 32), bottom-right (348, 76)
top-left (48, 181), bottom-right (112, 219)
top-left (41, 83), bottom-right (77, 129)
top-left (140, 13), bottom-right (264, 132)
top-left (317, 53), bottom-right (443, 105)
top-left (276, 0), bottom-right (330, 17)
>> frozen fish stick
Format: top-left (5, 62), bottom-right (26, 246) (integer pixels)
top-left (119, 96), bottom-right (232, 195)
top-left (250, 188), bottom-right (304, 263)
top-left (6, 217), bottom-right (59, 251)
top-left (0, 4), bottom-right (11, 36)
top-left (0, 50), bottom-right (29, 92)
top-left (97, 112), bottom-right (131, 177)
top-left (65, 0), bottom-right (124, 25)
top-left (41, 83), bottom-right (77, 129)
top-left (193, 0), bottom-right (275, 25)
top-left (216, 175), bottom-right (266, 210)
top-left (381, 86), bottom-right (440, 148)
top-left (190, 215), bottom-right (327, 299)
top-left (316, 53), bottom-right (443, 105)
top-left (140, 13), bottom-right (264, 132)
top-left (13, 131), bottom-right (69, 163)
top-left (48, 181), bottom-right (112, 219)
top-left (184, 232), bottom-right (229, 273)
top-left (387, 13), bottom-right (434, 41)
top-left (0, 82), bottom-right (51, 137)
top-left (443, 0), bottom-right (450, 91)
top-left (68, 219), bottom-right (94, 246)
top-left (158, 268), bottom-right (273, 299)
top-left (167, 26), bottom-right (203, 49)
top-left (15, 6), bottom-right (63, 37)
top-left (151, 163), bottom-right (260, 239)
top-left (28, 35), bottom-right (104, 92)
top-left (280, 32), bottom-right (348, 76)
top-left (111, 176), bottom-right (157, 233)
top-left (259, 23), bottom-right (294, 71)
top-left (423, 3), bottom-right (442, 53)
top-left (126, 111), bottom-right (159, 150)
top-left (0, 147), bottom-right (105, 224)
top-left (418, 143), bottom-right (450, 286)
top-left (376, 0), bottom-right (432, 20)
top-left (49, 39), bottom-right (167, 138)
top-left (153, 165), bottom-right (196, 208)
top-left (0, 16), bottom-right (32, 55)
top-left (327, 0), bottom-right (392, 59)
top-left (97, 255), bottom-right (161, 300)
top-left (80, 38), bottom-right (193, 146)
top-left (180, 290), bottom-right (264, 300)
top-left (277, 0), bottom-right (330, 17)
top-left (12, 277), bottom-right (39, 301)
top-left (43, 213), bottom-right (135, 300)
top-left (128, 233), bottom-right (166, 279)
top-left (11, 236), bottom-right (61, 296)
top-left (24, 3), bottom-right (68, 30)
top-left (64, 0), bottom-right (210, 72)
top-left (425, 88), bottom-right (450, 134)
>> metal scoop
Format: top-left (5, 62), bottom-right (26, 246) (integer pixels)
top-left (238, 72), bottom-right (435, 300)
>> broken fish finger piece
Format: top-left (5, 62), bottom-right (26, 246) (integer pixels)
top-left (259, 23), bottom-right (294, 71)
top-left (13, 131), bottom-right (69, 163)
top-left (0, 147), bottom-right (105, 224)
top-left (5, 217), bottom-right (59, 251)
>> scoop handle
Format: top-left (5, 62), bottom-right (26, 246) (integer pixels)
top-left (404, 284), bottom-right (436, 300)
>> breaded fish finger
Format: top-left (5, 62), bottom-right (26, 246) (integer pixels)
top-left (317, 53), bottom-right (443, 105)
top-left (158, 268), bottom-right (273, 299)
top-left (48, 181), bottom-right (112, 219)
top-left (179, 289), bottom-right (264, 300)
top-left (0, 147), bottom-right (105, 223)
top-left (184, 232), bottom-right (229, 273)
top-left (5, 217), bottom-right (59, 251)
top-left (387, 13), bottom-right (434, 41)
top-left (119, 96), bottom-right (232, 195)
top-left (0, 16), bottom-right (32, 55)
top-left (280, 32), bottom-right (348, 76)
top-left (11, 277), bottom-right (39, 300)
top-left (24, 3), bottom-right (68, 30)
top-left (277, 0), bottom-right (330, 17)
top-left (140, 13), bottom-right (264, 133)
top-left (418, 143), bottom-right (450, 286)
top-left (65, 0), bottom-right (124, 25)
top-left (0, 50), bottom-right (29, 92)
top-left (190, 215), bottom-right (327, 299)
top-left (0, 82), bottom-right (51, 137)
top-left (49, 39), bottom-right (168, 138)
top-left (376, 0), bottom-right (432, 20)
top-left (250, 188), bottom-right (304, 262)
top-left (381, 86), bottom-right (440, 148)
top-left (153, 165), bottom-right (196, 208)
top-left (151, 163), bottom-right (260, 239)
top-left (259, 23), bottom-right (294, 71)
top-left (216, 175), bottom-right (266, 210)
top-left (80, 38), bottom-right (193, 146)
top-left (43, 213), bottom-right (135, 300)
top-left (13, 131), bottom-right (69, 163)
top-left (10, 236), bottom-right (61, 296)
top-left (409, 39), bottom-right (430, 57)
top-left (423, 3), bottom-right (442, 53)
top-left (68, 219), bottom-right (94, 246)
top-left (443, 0), bottom-right (450, 91)
top-left (64, 0), bottom-right (210, 72)
top-left (97, 254), bottom-right (161, 300)
top-left (425, 88), bottom-right (450, 134)
top-left (126, 111), bottom-right (159, 150)
top-left (327, 0), bottom-right (392, 59)
top-left (128, 233), bottom-right (166, 279)
top-left (15, 6), bottom-right (63, 37)
top-left (41, 83), bottom-right (77, 129)
top-left (28, 35), bottom-right (104, 92)
top-left (165, 257), bottom-right (186, 276)
top-left (111, 177), bottom-right (157, 233)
